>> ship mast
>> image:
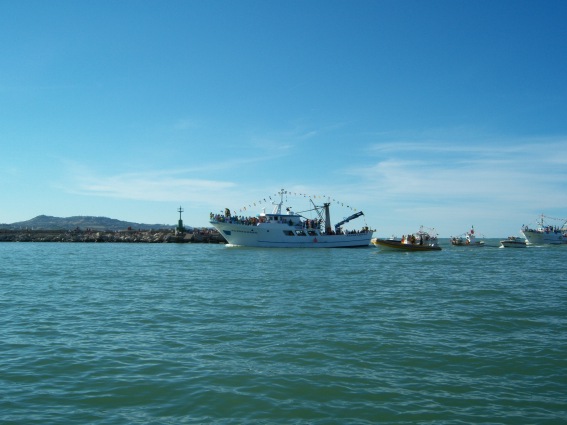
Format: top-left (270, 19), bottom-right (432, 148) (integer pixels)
top-left (272, 189), bottom-right (285, 214)
top-left (324, 202), bottom-right (331, 234)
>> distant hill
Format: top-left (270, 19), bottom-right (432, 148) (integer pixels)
top-left (0, 215), bottom-right (175, 231)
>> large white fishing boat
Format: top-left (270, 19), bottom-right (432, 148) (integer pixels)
top-left (210, 189), bottom-right (373, 248)
top-left (521, 214), bottom-right (567, 245)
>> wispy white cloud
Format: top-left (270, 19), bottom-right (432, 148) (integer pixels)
top-left (297, 130), bottom-right (318, 140)
top-left (0, 165), bottom-right (22, 178)
top-left (338, 135), bottom-right (567, 235)
top-left (369, 135), bottom-right (567, 158)
top-left (174, 118), bottom-right (199, 130)
top-left (84, 175), bottom-right (233, 202)
top-left (57, 148), bottom-right (292, 206)
top-left (61, 166), bottom-right (234, 204)
top-left (365, 137), bottom-right (566, 197)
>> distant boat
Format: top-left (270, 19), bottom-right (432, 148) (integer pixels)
top-left (371, 226), bottom-right (441, 251)
top-left (451, 226), bottom-right (485, 247)
top-left (500, 236), bottom-right (527, 248)
top-left (521, 214), bottom-right (567, 245)
top-left (210, 189), bottom-right (373, 248)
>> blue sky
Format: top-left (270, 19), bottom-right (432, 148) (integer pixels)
top-left (1, 0), bottom-right (566, 237)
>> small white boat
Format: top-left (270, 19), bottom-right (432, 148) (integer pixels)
top-left (210, 189), bottom-right (373, 248)
top-left (372, 226), bottom-right (441, 251)
top-left (451, 226), bottom-right (485, 247)
top-left (500, 236), bottom-right (527, 248)
top-left (521, 214), bottom-right (567, 245)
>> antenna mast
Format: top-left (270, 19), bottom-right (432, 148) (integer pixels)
top-left (177, 206), bottom-right (185, 233)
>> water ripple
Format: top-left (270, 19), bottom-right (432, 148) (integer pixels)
top-left (1, 242), bottom-right (566, 424)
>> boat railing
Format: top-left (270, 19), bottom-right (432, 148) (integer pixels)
top-left (211, 213), bottom-right (372, 234)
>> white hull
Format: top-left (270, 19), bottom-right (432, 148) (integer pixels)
top-left (521, 215), bottom-right (567, 245)
top-left (500, 237), bottom-right (527, 248)
top-left (212, 221), bottom-right (373, 248)
top-left (521, 229), bottom-right (566, 245)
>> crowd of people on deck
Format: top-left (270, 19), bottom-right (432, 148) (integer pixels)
top-left (210, 212), bottom-right (263, 226)
top-left (401, 233), bottom-right (432, 245)
top-left (210, 209), bottom-right (371, 235)
top-left (522, 224), bottom-right (564, 234)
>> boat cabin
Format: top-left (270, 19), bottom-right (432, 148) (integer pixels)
top-left (260, 212), bottom-right (303, 227)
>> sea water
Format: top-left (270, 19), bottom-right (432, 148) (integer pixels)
top-left (1, 241), bottom-right (566, 424)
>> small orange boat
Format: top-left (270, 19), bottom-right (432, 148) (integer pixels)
top-left (371, 226), bottom-right (442, 251)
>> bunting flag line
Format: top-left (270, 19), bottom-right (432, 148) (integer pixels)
top-left (236, 192), bottom-right (360, 214)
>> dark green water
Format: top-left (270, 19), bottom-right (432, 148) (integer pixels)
top-left (1, 242), bottom-right (566, 424)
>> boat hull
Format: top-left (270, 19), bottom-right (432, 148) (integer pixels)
top-left (212, 221), bottom-right (373, 248)
top-left (521, 229), bottom-right (566, 245)
top-left (500, 240), bottom-right (527, 248)
top-left (451, 241), bottom-right (485, 247)
top-left (371, 238), bottom-right (441, 251)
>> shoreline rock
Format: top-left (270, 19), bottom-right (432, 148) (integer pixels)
top-left (0, 229), bottom-right (226, 244)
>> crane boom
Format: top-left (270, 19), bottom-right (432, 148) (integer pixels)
top-left (334, 211), bottom-right (364, 231)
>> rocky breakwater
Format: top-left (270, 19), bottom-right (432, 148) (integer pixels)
top-left (0, 229), bottom-right (226, 243)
